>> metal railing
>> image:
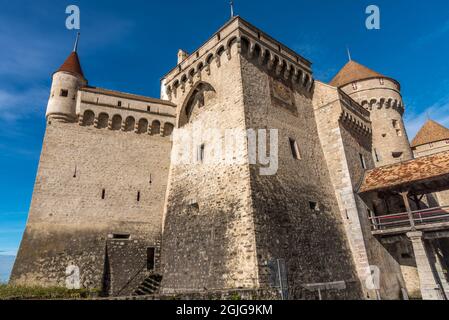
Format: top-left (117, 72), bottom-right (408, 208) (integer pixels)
top-left (369, 206), bottom-right (449, 231)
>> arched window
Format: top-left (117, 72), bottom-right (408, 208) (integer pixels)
top-left (164, 123), bottom-right (174, 137)
top-left (82, 110), bottom-right (95, 126)
top-left (111, 115), bottom-right (122, 131)
top-left (151, 120), bottom-right (161, 135)
top-left (137, 119), bottom-right (149, 134)
top-left (124, 116), bottom-right (135, 132)
top-left (97, 113), bottom-right (109, 129)
top-left (179, 82), bottom-right (216, 128)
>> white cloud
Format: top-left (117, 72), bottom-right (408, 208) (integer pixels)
top-left (404, 95), bottom-right (449, 140)
top-left (415, 18), bottom-right (449, 47)
top-left (0, 87), bottom-right (48, 122)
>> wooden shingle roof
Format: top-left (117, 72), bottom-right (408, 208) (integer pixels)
top-left (411, 120), bottom-right (449, 148)
top-left (359, 151), bottom-right (449, 194)
top-left (57, 51), bottom-right (84, 78)
top-left (329, 60), bottom-right (385, 88)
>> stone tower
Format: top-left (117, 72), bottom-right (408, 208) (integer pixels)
top-left (11, 37), bottom-right (176, 296)
top-left (46, 34), bottom-right (87, 123)
top-left (330, 60), bottom-right (413, 167)
top-left (160, 17), bottom-right (363, 299)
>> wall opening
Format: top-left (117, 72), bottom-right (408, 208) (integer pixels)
top-left (151, 120), bottom-right (161, 135)
top-left (60, 89), bottom-right (69, 97)
top-left (112, 233), bottom-right (130, 240)
top-left (197, 144), bottom-right (205, 162)
top-left (289, 138), bottom-right (301, 160)
top-left (101, 189), bottom-right (106, 200)
top-left (164, 123), bottom-right (174, 137)
top-left (309, 201), bottom-right (320, 212)
top-left (137, 191), bottom-right (141, 202)
top-left (124, 117), bottom-right (135, 132)
top-left (97, 113), bottom-right (109, 129)
top-left (82, 110), bottom-right (95, 126)
top-left (359, 153), bottom-right (367, 169)
top-left (137, 119), bottom-right (149, 134)
top-left (147, 247), bottom-right (155, 271)
top-left (111, 115), bottom-right (122, 131)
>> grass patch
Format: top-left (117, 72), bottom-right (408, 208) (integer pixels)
top-left (0, 284), bottom-right (100, 300)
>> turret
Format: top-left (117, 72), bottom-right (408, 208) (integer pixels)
top-left (46, 33), bottom-right (87, 123)
top-left (330, 60), bottom-right (413, 167)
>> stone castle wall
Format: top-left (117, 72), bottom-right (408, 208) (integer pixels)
top-left (11, 116), bottom-right (172, 292)
top-left (160, 36), bottom-right (260, 294)
top-left (239, 55), bottom-right (363, 299)
top-left (340, 78), bottom-right (413, 167)
top-left (312, 82), bottom-right (407, 299)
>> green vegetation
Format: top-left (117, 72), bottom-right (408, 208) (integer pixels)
top-left (0, 284), bottom-right (100, 300)
top-left (229, 292), bottom-right (242, 301)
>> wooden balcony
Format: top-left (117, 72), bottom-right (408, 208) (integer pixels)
top-left (370, 206), bottom-right (449, 236)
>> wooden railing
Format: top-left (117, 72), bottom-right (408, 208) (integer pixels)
top-left (370, 206), bottom-right (449, 231)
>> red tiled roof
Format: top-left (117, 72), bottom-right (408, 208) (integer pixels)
top-left (411, 120), bottom-right (449, 148)
top-left (329, 60), bottom-right (385, 88)
top-left (57, 51), bottom-right (84, 78)
top-left (359, 151), bottom-right (449, 193)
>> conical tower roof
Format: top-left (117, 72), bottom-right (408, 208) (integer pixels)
top-left (411, 120), bottom-right (449, 147)
top-left (329, 60), bottom-right (385, 88)
top-left (56, 51), bottom-right (84, 78)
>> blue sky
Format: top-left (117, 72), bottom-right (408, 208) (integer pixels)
top-left (1, 0), bottom-right (449, 258)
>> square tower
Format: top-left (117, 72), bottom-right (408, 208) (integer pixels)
top-left (160, 17), bottom-right (363, 299)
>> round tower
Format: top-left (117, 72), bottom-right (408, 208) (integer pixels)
top-left (46, 34), bottom-right (87, 123)
top-left (330, 60), bottom-right (413, 167)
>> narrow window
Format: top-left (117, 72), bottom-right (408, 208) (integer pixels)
top-left (309, 201), bottom-right (320, 212)
top-left (101, 189), bottom-right (106, 200)
top-left (379, 78), bottom-right (384, 85)
top-left (392, 120), bottom-right (399, 129)
top-left (60, 89), bottom-right (69, 97)
top-left (289, 138), bottom-right (301, 160)
top-left (112, 233), bottom-right (130, 240)
top-left (401, 253), bottom-right (412, 259)
top-left (352, 82), bottom-right (358, 90)
top-left (147, 247), bottom-right (155, 271)
top-left (118, 100), bottom-right (122, 107)
top-left (137, 191), bottom-right (141, 202)
top-left (359, 153), bottom-right (366, 169)
top-left (147, 106), bottom-right (151, 112)
top-left (198, 144), bottom-right (205, 162)
top-left (374, 149), bottom-right (380, 162)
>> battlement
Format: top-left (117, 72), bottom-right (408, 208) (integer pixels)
top-left (76, 87), bottom-right (176, 136)
top-left (338, 90), bottom-right (372, 136)
top-left (162, 16), bottom-right (314, 101)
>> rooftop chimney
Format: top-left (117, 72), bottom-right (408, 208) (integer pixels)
top-left (177, 49), bottom-right (189, 65)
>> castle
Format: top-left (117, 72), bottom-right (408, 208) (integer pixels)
top-left (11, 16), bottom-right (449, 300)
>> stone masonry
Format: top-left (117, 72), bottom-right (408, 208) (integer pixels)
top-left (11, 16), bottom-right (449, 300)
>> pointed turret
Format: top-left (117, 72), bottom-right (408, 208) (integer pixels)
top-left (46, 33), bottom-right (87, 123)
top-left (55, 33), bottom-right (85, 79)
top-left (331, 59), bottom-right (412, 166)
top-left (57, 52), bottom-right (85, 78)
top-left (412, 120), bottom-right (449, 148)
top-left (329, 60), bottom-right (385, 88)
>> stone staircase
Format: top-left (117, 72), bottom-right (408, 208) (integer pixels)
top-left (133, 274), bottom-right (163, 296)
